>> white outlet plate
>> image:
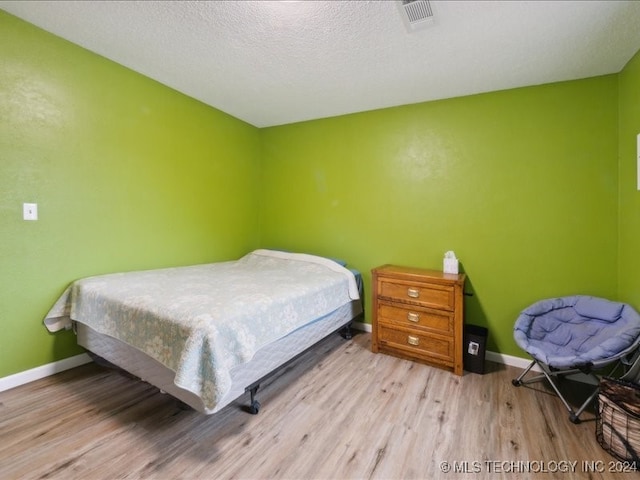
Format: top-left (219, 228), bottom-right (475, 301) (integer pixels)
top-left (23, 203), bottom-right (38, 221)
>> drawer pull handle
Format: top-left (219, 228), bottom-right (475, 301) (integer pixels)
top-left (407, 288), bottom-right (420, 298)
top-left (407, 312), bottom-right (420, 323)
top-left (407, 335), bottom-right (420, 346)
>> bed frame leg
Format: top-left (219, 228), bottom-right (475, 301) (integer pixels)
top-left (240, 318), bottom-right (358, 415)
top-left (340, 323), bottom-right (353, 340)
top-left (246, 385), bottom-right (261, 415)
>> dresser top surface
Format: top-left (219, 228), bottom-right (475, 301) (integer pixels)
top-left (372, 264), bottom-right (466, 285)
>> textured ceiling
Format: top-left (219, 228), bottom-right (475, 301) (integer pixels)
top-left (2, 0), bottom-right (640, 128)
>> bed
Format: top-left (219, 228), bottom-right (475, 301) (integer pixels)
top-left (44, 249), bottom-right (363, 415)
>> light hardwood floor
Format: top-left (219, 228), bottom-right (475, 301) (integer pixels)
top-left (0, 332), bottom-right (630, 479)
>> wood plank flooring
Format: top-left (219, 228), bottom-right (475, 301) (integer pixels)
top-left (0, 332), bottom-right (630, 479)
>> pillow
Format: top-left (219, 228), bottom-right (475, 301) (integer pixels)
top-left (574, 296), bottom-right (624, 322)
top-left (264, 248), bottom-right (347, 267)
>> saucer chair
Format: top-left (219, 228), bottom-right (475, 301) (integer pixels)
top-left (512, 295), bottom-right (640, 423)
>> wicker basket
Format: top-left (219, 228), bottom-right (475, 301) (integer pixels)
top-left (596, 377), bottom-right (640, 464)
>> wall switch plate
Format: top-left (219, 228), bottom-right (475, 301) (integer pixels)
top-left (23, 203), bottom-right (38, 221)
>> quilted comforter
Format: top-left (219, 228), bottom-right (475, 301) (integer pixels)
top-left (44, 249), bottom-right (360, 410)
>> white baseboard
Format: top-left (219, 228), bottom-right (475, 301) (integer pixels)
top-left (0, 353), bottom-right (92, 393)
top-left (486, 351), bottom-right (540, 371)
top-left (352, 320), bottom-right (372, 333)
top-left (1, 327), bottom-right (537, 393)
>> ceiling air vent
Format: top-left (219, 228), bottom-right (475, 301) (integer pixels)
top-left (399, 0), bottom-right (434, 32)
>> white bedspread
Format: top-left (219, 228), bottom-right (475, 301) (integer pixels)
top-left (44, 250), bottom-right (359, 410)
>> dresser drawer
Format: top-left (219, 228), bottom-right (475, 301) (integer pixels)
top-left (379, 279), bottom-right (454, 310)
top-left (377, 301), bottom-right (453, 334)
top-left (378, 325), bottom-right (453, 362)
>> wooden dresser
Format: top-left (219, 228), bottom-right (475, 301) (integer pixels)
top-left (371, 264), bottom-right (466, 375)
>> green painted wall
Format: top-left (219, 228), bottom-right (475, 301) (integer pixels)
top-left (618, 49), bottom-right (640, 305)
top-left (2, 9), bottom-right (636, 380)
top-left (0, 11), bottom-right (261, 377)
top-left (260, 77), bottom-right (619, 357)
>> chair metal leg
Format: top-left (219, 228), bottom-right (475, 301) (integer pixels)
top-left (537, 364), bottom-right (578, 419)
top-left (512, 360), bottom-right (537, 386)
top-left (569, 385), bottom-right (600, 424)
top-left (512, 359), bottom-right (599, 423)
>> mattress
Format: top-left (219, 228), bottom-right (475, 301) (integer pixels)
top-left (77, 298), bottom-right (362, 414)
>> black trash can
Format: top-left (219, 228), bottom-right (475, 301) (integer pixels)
top-left (463, 324), bottom-right (488, 374)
